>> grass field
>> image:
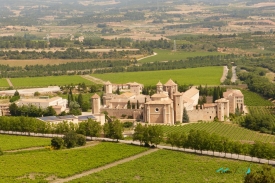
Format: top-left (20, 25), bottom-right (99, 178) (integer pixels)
top-left (70, 149), bottom-right (269, 183)
top-left (0, 142), bottom-right (147, 182)
top-left (242, 90), bottom-right (274, 106)
top-left (0, 79), bottom-right (9, 87)
top-left (0, 134), bottom-right (50, 151)
top-left (10, 75), bottom-right (94, 87)
top-left (92, 67), bottom-right (223, 85)
top-left (162, 122), bottom-right (275, 143)
top-left (139, 49), bottom-right (224, 63)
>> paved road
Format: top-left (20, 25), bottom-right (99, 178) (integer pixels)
top-left (51, 148), bottom-right (159, 183)
top-left (137, 52), bottom-right (157, 61)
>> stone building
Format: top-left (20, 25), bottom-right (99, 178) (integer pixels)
top-left (91, 80), bottom-right (244, 124)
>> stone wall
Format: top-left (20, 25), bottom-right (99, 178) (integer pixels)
top-left (100, 108), bottom-right (143, 120)
top-left (188, 107), bottom-right (217, 122)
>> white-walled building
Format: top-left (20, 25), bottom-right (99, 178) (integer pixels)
top-left (17, 97), bottom-right (67, 114)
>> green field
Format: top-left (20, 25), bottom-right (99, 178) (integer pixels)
top-left (70, 149), bottom-right (268, 183)
top-left (0, 142), bottom-right (147, 182)
top-left (162, 122), bottom-right (275, 143)
top-left (0, 79), bottom-right (9, 87)
top-left (242, 90), bottom-right (274, 106)
top-left (0, 134), bottom-right (50, 151)
top-left (10, 76), bottom-right (94, 87)
top-left (139, 49), bottom-right (224, 63)
top-left (92, 67), bottom-right (223, 85)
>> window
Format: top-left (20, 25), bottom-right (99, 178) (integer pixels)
top-left (155, 108), bottom-right (159, 112)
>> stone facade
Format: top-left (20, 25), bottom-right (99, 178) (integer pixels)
top-left (91, 80), bottom-right (245, 123)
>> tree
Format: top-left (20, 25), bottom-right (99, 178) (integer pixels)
top-left (182, 107), bottom-right (189, 123)
top-left (133, 123), bottom-right (144, 145)
top-left (44, 106), bottom-right (57, 116)
top-left (81, 101), bottom-right (90, 112)
top-left (103, 120), bottom-right (124, 141)
top-left (63, 131), bottom-right (78, 148)
top-left (77, 94), bottom-right (83, 108)
top-left (76, 134), bottom-right (86, 146)
top-left (51, 137), bottom-right (64, 150)
top-left (9, 103), bottom-right (19, 116)
top-left (244, 164), bottom-right (275, 183)
top-left (148, 125), bottom-right (163, 147)
top-left (78, 119), bottom-right (102, 138)
top-left (127, 100), bottom-right (131, 109)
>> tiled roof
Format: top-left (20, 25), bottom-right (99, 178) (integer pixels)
top-left (182, 88), bottom-right (199, 98)
top-left (164, 79), bottom-right (177, 86)
top-left (91, 93), bottom-right (100, 99)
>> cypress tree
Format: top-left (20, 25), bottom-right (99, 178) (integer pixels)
top-left (182, 108), bottom-right (189, 123)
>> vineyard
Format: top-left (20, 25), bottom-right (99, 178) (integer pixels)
top-left (242, 90), bottom-right (274, 106)
top-left (0, 79), bottom-right (9, 87)
top-left (162, 122), bottom-right (275, 143)
top-left (248, 106), bottom-right (275, 122)
top-left (0, 134), bottom-right (50, 151)
top-left (69, 149), bottom-right (268, 183)
top-left (0, 142), bottom-right (147, 182)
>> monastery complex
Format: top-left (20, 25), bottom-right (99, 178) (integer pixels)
top-left (92, 80), bottom-right (244, 124)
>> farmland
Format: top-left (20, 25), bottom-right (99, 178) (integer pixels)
top-left (0, 79), bottom-right (9, 87)
top-left (70, 149), bottom-right (269, 183)
top-left (162, 122), bottom-right (275, 143)
top-left (248, 107), bottom-right (275, 122)
top-left (10, 76), bottom-right (94, 88)
top-left (0, 59), bottom-right (97, 67)
top-left (0, 142), bottom-right (147, 182)
top-left (242, 90), bottom-right (274, 106)
top-left (0, 134), bottom-right (50, 151)
top-left (92, 67), bottom-right (223, 85)
top-left (139, 49), bottom-right (224, 63)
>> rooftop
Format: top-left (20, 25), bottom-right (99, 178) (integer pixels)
top-left (223, 89), bottom-right (244, 98)
top-left (182, 88), bottom-right (199, 99)
top-left (164, 79), bottom-right (177, 86)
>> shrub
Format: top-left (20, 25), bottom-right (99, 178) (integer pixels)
top-left (123, 122), bottom-right (133, 128)
top-left (51, 137), bottom-right (64, 150)
top-left (63, 131), bottom-right (78, 148)
top-left (77, 134), bottom-right (86, 146)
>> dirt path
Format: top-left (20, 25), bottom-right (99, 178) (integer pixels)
top-left (220, 66), bottom-right (228, 83)
top-left (137, 52), bottom-right (157, 61)
top-left (51, 148), bottom-right (159, 183)
top-left (81, 75), bottom-right (106, 84)
top-left (5, 141), bottom-right (99, 153)
top-left (6, 78), bottom-right (13, 87)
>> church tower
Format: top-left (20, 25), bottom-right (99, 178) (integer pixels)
top-left (104, 81), bottom-right (112, 94)
top-left (173, 92), bottom-right (183, 122)
top-left (164, 79), bottom-right (178, 99)
top-left (91, 93), bottom-right (101, 114)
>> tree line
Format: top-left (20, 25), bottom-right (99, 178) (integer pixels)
top-left (0, 117), bottom-right (124, 142)
top-left (133, 127), bottom-right (275, 163)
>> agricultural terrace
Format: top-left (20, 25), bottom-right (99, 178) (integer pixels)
top-left (0, 134), bottom-right (50, 151)
top-left (92, 67), bottom-right (223, 85)
top-left (162, 122), bottom-right (275, 143)
top-left (0, 142), bottom-right (147, 182)
top-left (242, 90), bottom-right (274, 106)
top-left (0, 79), bottom-right (9, 87)
top-left (70, 149), bottom-right (269, 183)
top-left (10, 76), bottom-right (94, 88)
top-left (139, 49), bottom-right (224, 63)
top-left (248, 107), bottom-right (275, 122)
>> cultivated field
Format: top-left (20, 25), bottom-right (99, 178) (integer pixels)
top-left (10, 76), bottom-right (94, 87)
top-left (162, 122), bottom-right (275, 143)
top-left (70, 149), bottom-right (269, 183)
top-left (0, 59), bottom-right (96, 67)
top-left (139, 49), bottom-right (224, 63)
top-left (242, 90), bottom-right (274, 106)
top-left (0, 134), bottom-right (50, 151)
top-left (0, 79), bottom-right (9, 87)
top-left (92, 67), bottom-right (223, 85)
top-left (0, 142), bottom-right (147, 182)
